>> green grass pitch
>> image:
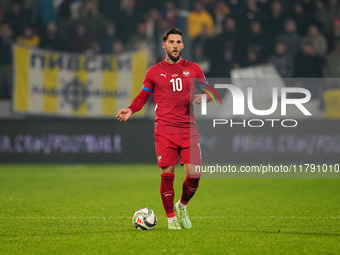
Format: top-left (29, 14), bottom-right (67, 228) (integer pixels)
top-left (0, 165), bottom-right (339, 255)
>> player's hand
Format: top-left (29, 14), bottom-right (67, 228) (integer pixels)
top-left (193, 94), bottom-right (202, 104)
top-left (116, 108), bottom-right (132, 122)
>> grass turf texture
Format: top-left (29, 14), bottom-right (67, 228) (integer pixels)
top-left (0, 165), bottom-right (339, 255)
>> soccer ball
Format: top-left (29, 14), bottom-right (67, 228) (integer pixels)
top-left (133, 208), bottom-right (157, 230)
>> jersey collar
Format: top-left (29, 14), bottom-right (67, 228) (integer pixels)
top-left (162, 58), bottom-right (185, 66)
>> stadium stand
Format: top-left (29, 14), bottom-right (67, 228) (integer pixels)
top-left (0, 0), bottom-right (340, 100)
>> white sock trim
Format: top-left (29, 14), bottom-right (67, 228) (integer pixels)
top-left (168, 216), bottom-right (177, 223)
top-left (178, 200), bottom-right (187, 210)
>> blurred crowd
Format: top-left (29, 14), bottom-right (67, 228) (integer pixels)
top-left (1, 0), bottom-right (340, 99)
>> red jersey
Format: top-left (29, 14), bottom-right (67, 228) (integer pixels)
top-left (128, 58), bottom-right (207, 134)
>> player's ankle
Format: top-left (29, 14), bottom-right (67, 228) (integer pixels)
top-left (178, 200), bottom-right (187, 210)
top-left (168, 216), bottom-right (178, 223)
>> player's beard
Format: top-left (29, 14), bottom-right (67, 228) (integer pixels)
top-left (166, 49), bottom-right (181, 62)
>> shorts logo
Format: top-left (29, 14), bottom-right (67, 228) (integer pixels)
top-left (157, 155), bottom-right (162, 162)
top-left (183, 70), bottom-right (190, 77)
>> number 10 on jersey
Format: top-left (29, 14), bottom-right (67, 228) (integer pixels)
top-left (170, 78), bottom-right (182, 92)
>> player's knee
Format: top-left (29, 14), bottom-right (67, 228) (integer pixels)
top-left (189, 172), bottom-right (201, 180)
top-left (161, 165), bottom-right (175, 174)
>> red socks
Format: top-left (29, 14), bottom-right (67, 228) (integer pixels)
top-left (180, 174), bottom-right (201, 205)
top-left (160, 173), bottom-right (201, 217)
top-left (160, 173), bottom-right (175, 217)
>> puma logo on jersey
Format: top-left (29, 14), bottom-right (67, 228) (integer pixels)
top-left (160, 73), bottom-right (167, 78)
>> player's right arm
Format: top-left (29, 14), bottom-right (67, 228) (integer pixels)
top-left (115, 88), bottom-right (152, 122)
top-left (193, 63), bottom-right (214, 104)
top-left (116, 68), bottom-right (154, 122)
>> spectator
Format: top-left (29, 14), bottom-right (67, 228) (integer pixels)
top-left (111, 40), bottom-right (124, 54)
top-left (0, 1), bottom-right (10, 17)
top-left (301, 24), bottom-right (328, 57)
top-left (238, 0), bottom-right (267, 31)
top-left (89, 40), bottom-right (100, 54)
top-left (200, 0), bottom-right (218, 13)
top-left (100, 22), bottom-right (120, 54)
top-left (73, 0), bottom-right (106, 40)
top-left (137, 0), bottom-right (164, 13)
top-left (144, 8), bottom-right (162, 41)
top-left (40, 22), bottom-right (64, 51)
top-left (69, 0), bottom-right (82, 19)
top-left (162, 1), bottom-right (180, 29)
top-left (58, 0), bottom-right (72, 20)
top-left (192, 43), bottom-right (210, 73)
top-left (326, 18), bottom-right (340, 53)
top-left (68, 23), bottom-right (94, 53)
top-left (0, 22), bottom-right (13, 98)
top-left (212, 16), bottom-right (241, 71)
top-left (116, 0), bottom-right (141, 42)
top-left (294, 41), bottom-right (324, 77)
top-left (324, 41), bottom-right (340, 77)
top-left (17, 26), bottom-right (40, 47)
top-left (217, 16), bottom-right (240, 52)
top-left (4, 1), bottom-right (31, 37)
top-left (127, 21), bottom-right (157, 59)
top-left (192, 23), bottom-right (213, 57)
top-left (58, 0), bottom-right (72, 42)
top-left (318, 0), bottom-right (340, 33)
top-left (314, 0), bottom-right (326, 20)
top-left (57, 0), bottom-right (82, 41)
top-left (212, 0), bottom-right (230, 35)
top-left (266, 0), bottom-right (287, 39)
top-left (99, 0), bottom-right (121, 21)
top-left (209, 48), bottom-right (236, 78)
top-left (154, 18), bottom-right (171, 61)
top-left (187, 1), bottom-right (214, 39)
top-left (268, 41), bottom-right (294, 77)
top-left (37, 0), bottom-right (57, 27)
top-left (242, 48), bottom-right (262, 67)
top-left (290, 3), bottom-right (314, 36)
top-left (278, 19), bottom-right (300, 56)
top-left (242, 20), bottom-right (272, 62)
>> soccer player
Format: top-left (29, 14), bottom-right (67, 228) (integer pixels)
top-left (116, 28), bottom-right (211, 229)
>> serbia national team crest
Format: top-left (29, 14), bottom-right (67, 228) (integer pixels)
top-left (182, 70), bottom-right (190, 77)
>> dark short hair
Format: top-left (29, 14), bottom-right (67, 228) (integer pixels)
top-left (162, 28), bottom-right (183, 42)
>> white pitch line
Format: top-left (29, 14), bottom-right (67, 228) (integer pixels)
top-left (196, 216), bottom-right (340, 219)
top-left (0, 216), bottom-right (339, 219)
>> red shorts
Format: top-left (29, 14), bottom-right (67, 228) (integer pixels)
top-left (154, 132), bottom-right (201, 167)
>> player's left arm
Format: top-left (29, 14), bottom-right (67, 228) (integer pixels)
top-left (193, 64), bottom-right (214, 105)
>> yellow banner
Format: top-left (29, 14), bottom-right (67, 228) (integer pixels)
top-left (12, 44), bottom-right (149, 118)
